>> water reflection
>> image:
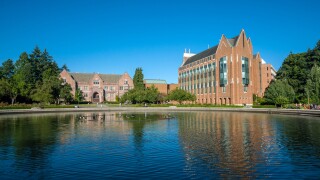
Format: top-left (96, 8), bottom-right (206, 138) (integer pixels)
top-left (177, 112), bottom-right (320, 178)
top-left (0, 112), bottom-right (320, 179)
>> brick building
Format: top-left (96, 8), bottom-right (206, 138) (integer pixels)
top-left (60, 69), bottom-right (133, 103)
top-left (144, 79), bottom-right (178, 95)
top-left (178, 29), bottom-right (276, 105)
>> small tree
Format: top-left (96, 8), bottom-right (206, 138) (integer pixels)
top-left (75, 88), bottom-right (84, 104)
top-left (167, 88), bottom-right (196, 104)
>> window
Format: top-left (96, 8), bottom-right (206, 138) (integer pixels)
top-left (222, 86), bottom-right (226, 93)
top-left (120, 86), bottom-right (123, 90)
top-left (259, 62), bottom-right (262, 92)
top-left (219, 56), bottom-right (228, 87)
top-left (124, 79), bottom-right (128, 84)
top-left (63, 78), bottom-right (66, 83)
top-left (84, 86), bottom-right (88, 91)
top-left (244, 86), bottom-right (248, 93)
top-left (104, 86), bottom-right (108, 90)
top-left (93, 80), bottom-right (99, 85)
top-left (242, 57), bottom-right (249, 85)
top-left (110, 86), bottom-right (114, 91)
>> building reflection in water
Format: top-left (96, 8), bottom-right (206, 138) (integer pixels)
top-left (177, 111), bottom-right (277, 178)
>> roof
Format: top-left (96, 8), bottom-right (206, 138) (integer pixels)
top-left (144, 79), bottom-right (167, 84)
top-left (183, 45), bottom-right (218, 66)
top-left (227, 36), bottom-right (239, 47)
top-left (69, 73), bottom-right (122, 83)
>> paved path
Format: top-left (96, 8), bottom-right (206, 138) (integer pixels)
top-left (1, 107), bottom-right (320, 117)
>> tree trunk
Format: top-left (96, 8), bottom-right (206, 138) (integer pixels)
top-left (11, 98), bottom-right (15, 105)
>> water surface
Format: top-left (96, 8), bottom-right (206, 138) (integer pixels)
top-left (0, 111), bottom-right (319, 179)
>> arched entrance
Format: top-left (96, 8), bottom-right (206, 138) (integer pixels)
top-left (92, 92), bottom-right (100, 103)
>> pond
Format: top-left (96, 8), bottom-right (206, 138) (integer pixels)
top-left (0, 111), bottom-right (320, 179)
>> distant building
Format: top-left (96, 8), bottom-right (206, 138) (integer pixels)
top-left (178, 29), bottom-right (276, 105)
top-left (144, 79), bottom-right (178, 95)
top-left (60, 69), bottom-right (133, 103)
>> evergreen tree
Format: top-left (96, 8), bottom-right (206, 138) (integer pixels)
top-left (0, 59), bottom-right (14, 79)
top-left (133, 67), bottom-right (144, 89)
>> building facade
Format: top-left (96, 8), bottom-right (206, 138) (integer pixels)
top-left (144, 79), bottom-right (178, 95)
top-left (178, 29), bottom-right (276, 105)
top-left (60, 69), bottom-right (133, 103)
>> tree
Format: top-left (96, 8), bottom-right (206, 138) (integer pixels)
top-left (305, 64), bottom-right (320, 104)
top-left (0, 78), bottom-right (19, 105)
top-left (133, 67), bottom-right (144, 89)
top-left (0, 59), bottom-right (14, 79)
top-left (75, 88), bottom-right (84, 104)
top-left (275, 40), bottom-right (320, 102)
top-left (61, 64), bottom-right (70, 72)
top-left (167, 88), bottom-right (196, 104)
top-left (264, 79), bottom-right (295, 106)
top-left (59, 83), bottom-right (73, 104)
top-left (145, 85), bottom-right (160, 103)
top-left (14, 52), bottom-right (35, 100)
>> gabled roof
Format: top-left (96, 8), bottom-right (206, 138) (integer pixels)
top-left (183, 45), bottom-right (218, 66)
top-left (144, 79), bottom-right (167, 84)
top-left (69, 73), bottom-right (122, 83)
top-left (99, 74), bottom-right (122, 83)
top-left (70, 73), bottom-right (93, 82)
top-left (227, 36), bottom-right (239, 47)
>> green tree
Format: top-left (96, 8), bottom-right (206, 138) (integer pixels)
top-left (133, 67), bottom-right (144, 90)
top-left (145, 85), bottom-right (160, 103)
top-left (61, 64), bottom-right (70, 72)
top-left (275, 40), bottom-right (320, 102)
top-left (305, 64), bottom-right (320, 104)
top-left (167, 88), bottom-right (196, 104)
top-left (14, 52), bottom-right (35, 100)
top-left (59, 83), bottom-right (73, 104)
top-left (0, 59), bottom-right (14, 79)
top-left (264, 79), bottom-right (295, 106)
top-left (0, 78), bottom-right (19, 105)
top-left (75, 88), bottom-right (84, 104)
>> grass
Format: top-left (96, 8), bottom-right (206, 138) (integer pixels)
top-left (252, 105), bottom-right (277, 108)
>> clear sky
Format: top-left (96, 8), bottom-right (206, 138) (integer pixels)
top-left (1, 0), bottom-right (319, 83)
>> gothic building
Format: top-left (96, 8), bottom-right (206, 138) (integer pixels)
top-left (178, 29), bottom-right (276, 105)
top-left (60, 69), bottom-right (133, 103)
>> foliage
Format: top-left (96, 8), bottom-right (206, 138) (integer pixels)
top-left (167, 88), bottom-right (196, 104)
top-left (273, 40), bottom-right (320, 102)
top-left (0, 46), bottom-right (72, 105)
top-left (120, 85), bottom-right (161, 104)
top-left (133, 67), bottom-right (144, 90)
top-left (75, 88), bottom-right (84, 104)
top-left (264, 79), bottom-right (295, 106)
top-left (305, 64), bottom-right (320, 104)
top-left (0, 59), bottom-right (14, 79)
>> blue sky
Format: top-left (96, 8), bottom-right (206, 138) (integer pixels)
top-left (1, 0), bottom-right (319, 83)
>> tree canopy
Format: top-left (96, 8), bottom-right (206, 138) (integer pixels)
top-left (133, 67), bottom-right (144, 90)
top-left (264, 40), bottom-right (320, 104)
top-left (167, 88), bottom-right (196, 104)
top-left (0, 46), bottom-right (73, 104)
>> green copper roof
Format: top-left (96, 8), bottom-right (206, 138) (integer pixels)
top-left (144, 79), bottom-right (167, 84)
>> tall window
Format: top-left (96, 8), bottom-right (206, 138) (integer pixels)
top-left (242, 57), bottom-right (249, 85)
top-left (259, 62), bottom-right (262, 92)
top-left (219, 56), bottom-right (227, 87)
